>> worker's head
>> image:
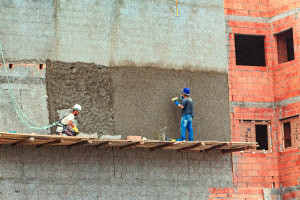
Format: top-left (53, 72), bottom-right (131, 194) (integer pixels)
top-left (182, 88), bottom-right (190, 96)
top-left (72, 104), bottom-right (81, 116)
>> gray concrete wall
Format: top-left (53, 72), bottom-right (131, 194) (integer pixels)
top-left (0, 64), bottom-right (49, 134)
top-left (0, 145), bottom-right (233, 200)
top-left (0, 0), bottom-right (227, 72)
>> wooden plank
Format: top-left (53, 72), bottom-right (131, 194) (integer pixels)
top-left (149, 143), bottom-right (174, 151)
top-left (204, 143), bottom-right (229, 152)
top-left (11, 137), bottom-right (34, 146)
top-left (36, 139), bottom-right (62, 148)
top-left (177, 142), bottom-right (204, 152)
top-left (118, 142), bottom-right (140, 150)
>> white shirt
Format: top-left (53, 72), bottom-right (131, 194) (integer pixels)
top-left (56, 113), bottom-right (75, 133)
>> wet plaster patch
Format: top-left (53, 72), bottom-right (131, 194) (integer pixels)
top-left (46, 62), bottom-right (231, 141)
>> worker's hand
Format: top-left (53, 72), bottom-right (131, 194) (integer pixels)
top-left (175, 100), bottom-right (180, 106)
top-left (73, 126), bottom-right (79, 133)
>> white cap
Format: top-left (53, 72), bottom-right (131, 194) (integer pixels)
top-left (73, 104), bottom-right (81, 111)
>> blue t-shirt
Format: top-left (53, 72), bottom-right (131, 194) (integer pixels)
top-left (181, 97), bottom-right (194, 118)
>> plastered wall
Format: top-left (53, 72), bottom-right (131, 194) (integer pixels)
top-left (46, 62), bottom-right (231, 141)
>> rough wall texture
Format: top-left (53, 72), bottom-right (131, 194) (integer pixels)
top-left (111, 66), bottom-right (231, 141)
top-left (0, 64), bottom-right (49, 134)
top-left (0, 145), bottom-right (233, 200)
top-left (46, 61), bottom-right (114, 135)
top-left (0, 0), bottom-right (227, 72)
top-left (46, 62), bottom-right (231, 141)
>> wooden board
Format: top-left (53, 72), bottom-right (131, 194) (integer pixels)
top-left (0, 132), bottom-right (257, 152)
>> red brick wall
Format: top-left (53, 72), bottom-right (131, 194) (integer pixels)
top-left (208, 187), bottom-right (264, 199)
top-left (233, 152), bottom-right (280, 188)
top-left (279, 149), bottom-right (300, 187)
top-left (226, 0), bottom-right (300, 199)
top-left (224, 0), bottom-right (299, 18)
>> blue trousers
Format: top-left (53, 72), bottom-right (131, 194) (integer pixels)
top-left (180, 115), bottom-right (193, 141)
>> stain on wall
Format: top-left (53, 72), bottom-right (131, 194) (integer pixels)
top-left (46, 61), bottom-right (231, 141)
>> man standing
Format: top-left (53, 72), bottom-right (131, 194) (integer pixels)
top-left (56, 104), bottom-right (81, 136)
top-left (174, 88), bottom-right (194, 141)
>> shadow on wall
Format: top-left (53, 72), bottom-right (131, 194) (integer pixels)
top-left (46, 61), bottom-right (231, 141)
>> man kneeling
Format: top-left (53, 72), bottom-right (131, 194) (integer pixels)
top-left (56, 104), bottom-right (81, 136)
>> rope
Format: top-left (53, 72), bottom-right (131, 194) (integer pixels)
top-left (0, 41), bottom-right (58, 130)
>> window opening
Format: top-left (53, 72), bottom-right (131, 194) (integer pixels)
top-left (276, 28), bottom-right (294, 64)
top-left (235, 34), bottom-right (266, 66)
top-left (255, 124), bottom-right (268, 150)
top-left (283, 122), bottom-right (291, 148)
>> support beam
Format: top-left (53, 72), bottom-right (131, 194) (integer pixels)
top-left (222, 146), bottom-right (255, 153)
top-left (36, 139), bottom-right (62, 148)
top-left (150, 143), bottom-right (174, 151)
top-left (177, 142), bottom-right (204, 152)
top-left (11, 137), bottom-right (34, 146)
top-left (67, 140), bottom-right (90, 148)
top-left (118, 142), bottom-right (140, 150)
top-left (204, 143), bottom-right (229, 152)
top-left (94, 141), bottom-right (109, 149)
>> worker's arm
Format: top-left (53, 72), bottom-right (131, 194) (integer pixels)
top-left (68, 120), bottom-right (78, 133)
top-left (175, 100), bottom-right (184, 109)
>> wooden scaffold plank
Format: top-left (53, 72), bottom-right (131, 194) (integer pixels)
top-left (11, 137), bottom-right (35, 146)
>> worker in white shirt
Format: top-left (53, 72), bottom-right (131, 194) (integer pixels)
top-left (56, 104), bottom-right (81, 136)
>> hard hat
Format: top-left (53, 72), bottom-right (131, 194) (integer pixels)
top-left (73, 104), bottom-right (82, 111)
top-left (182, 88), bottom-right (190, 95)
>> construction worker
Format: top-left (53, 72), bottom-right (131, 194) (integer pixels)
top-left (56, 104), bottom-right (81, 136)
top-left (174, 88), bottom-right (194, 141)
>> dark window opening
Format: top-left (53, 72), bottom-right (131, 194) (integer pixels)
top-left (39, 64), bottom-right (44, 70)
top-left (283, 122), bottom-right (291, 148)
top-left (9, 64), bottom-right (14, 69)
top-left (235, 34), bottom-right (266, 66)
top-left (276, 28), bottom-right (294, 64)
top-left (255, 124), bottom-right (268, 150)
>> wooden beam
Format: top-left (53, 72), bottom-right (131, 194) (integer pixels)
top-left (204, 143), bottom-right (229, 152)
top-left (94, 141), bottom-right (109, 149)
top-left (36, 139), bottom-right (62, 148)
top-left (11, 137), bottom-right (34, 146)
top-left (118, 142), bottom-right (140, 150)
top-left (177, 142), bottom-right (204, 152)
top-left (67, 140), bottom-right (90, 148)
top-left (222, 146), bottom-right (255, 153)
top-left (150, 143), bottom-right (174, 151)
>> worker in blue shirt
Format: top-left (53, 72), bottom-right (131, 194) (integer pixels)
top-left (174, 88), bottom-right (194, 141)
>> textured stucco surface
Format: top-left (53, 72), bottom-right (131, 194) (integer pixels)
top-left (46, 61), bottom-right (114, 135)
top-left (111, 66), bottom-right (231, 141)
top-left (0, 64), bottom-right (49, 134)
top-left (0, 145), bottom-right (233, 200)
top-left (0, 0), bottom-right (227, 72)
top-left (46, 62), bottom-right (231, 141)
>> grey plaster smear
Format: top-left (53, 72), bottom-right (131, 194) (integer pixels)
top-left (46, 62), bottom-right (231, 141)
top-left (0, 145), bottom-right (233, 200)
